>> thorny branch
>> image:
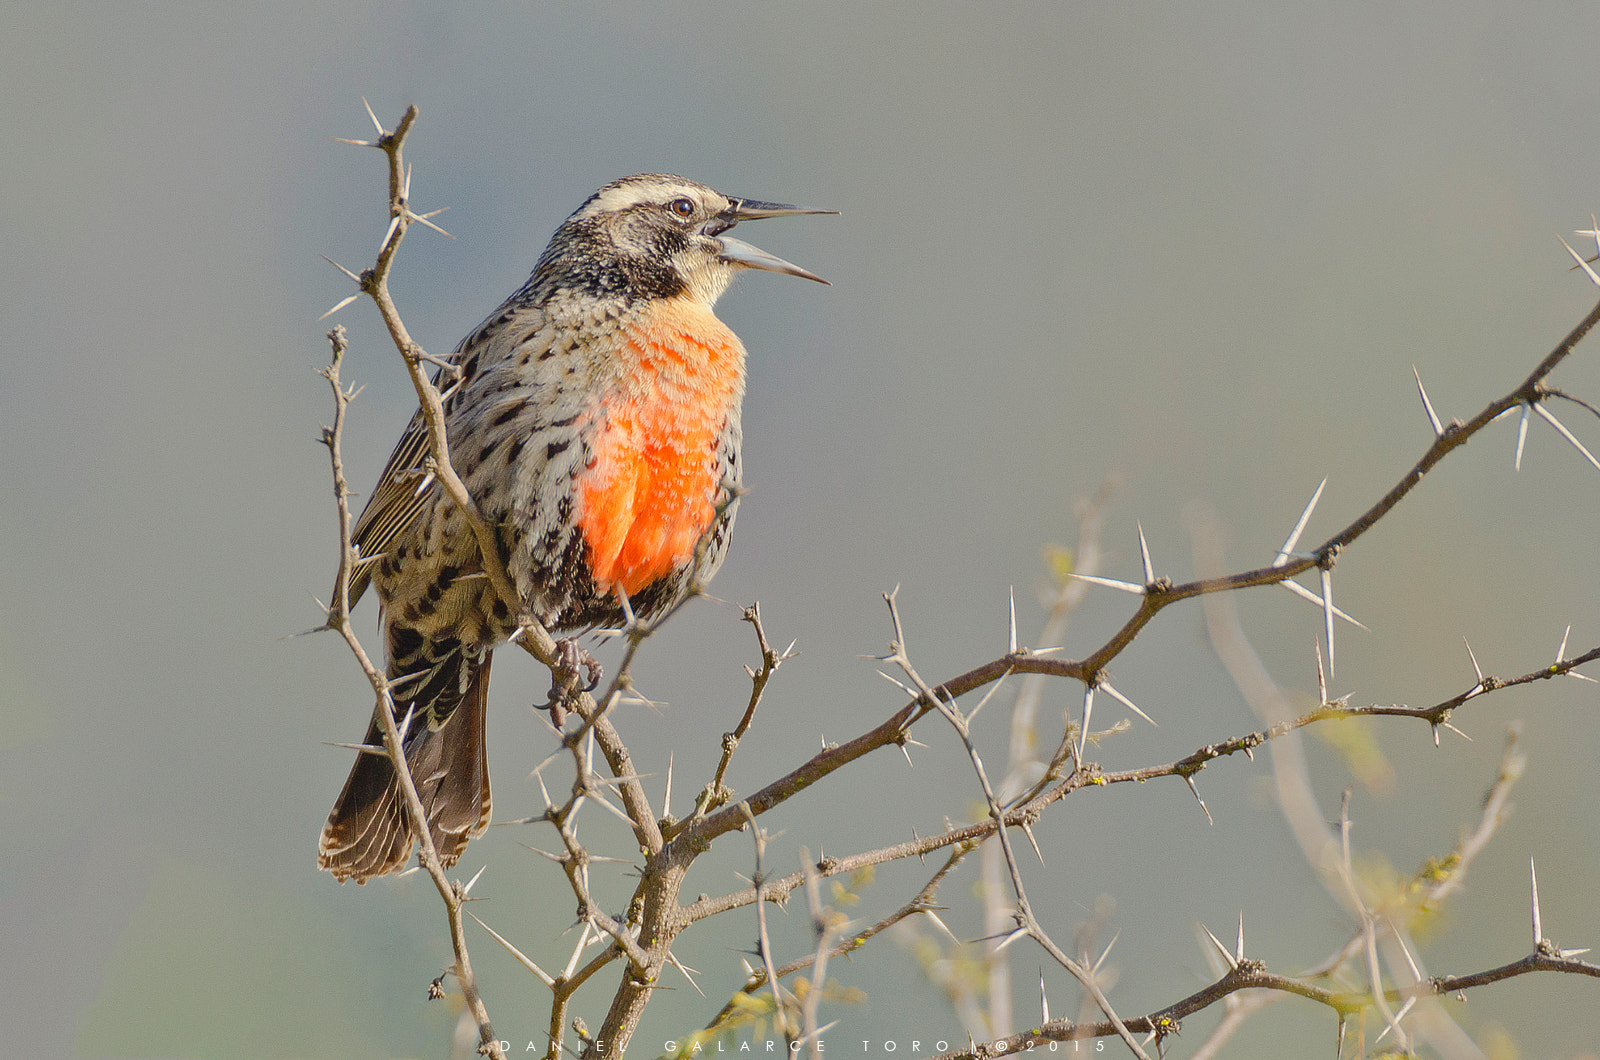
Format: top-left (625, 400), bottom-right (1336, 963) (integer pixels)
top-left (915, 949), bottom-right (1600, 1060)
top-left (334, 104), bottom-right (518, 616)
top-left (1072, 292), bottom-right (1600, 681)
top-left (981, 477), bottom-right (1117, 1038)
top-left (321, 104), bottom-right (1600, 1059)
top-left (677, 636), bottom-right (1589, 953)
top-left (743, 804), bottom-right (799, 1050)
top-left (697, 604), bottom-right (795, 824)
top-left (694, 846), bottom-right (975, 1044)
top-left (916, 727), bottom-right (1591, 1060)
top-left (794, 850), bottom-right (845, 1057)
top-left (880, 589), bottom-right (1152, 1060)
top-left (320, 325), bottom-right (504, 1060)
top-left (665, 287), bottom-right (1600, 857)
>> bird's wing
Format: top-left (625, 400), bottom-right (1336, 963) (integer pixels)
top-left (344, 405), bottom-right (435, 606)
top-left (340, 299), bottom-right (551, 608)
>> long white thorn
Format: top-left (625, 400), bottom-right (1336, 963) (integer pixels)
top-left (1320, 566), bottom-right (1336, 679)
top-left (1532, 401), bottom-right (1600, 474)
top-left (1531, 857), bottom-right (1543, 946)
top-left (1200, 923), bottom-right (1238, 970)
top-left (996, 927), bottom-right (1031, 952)
top-left (1100, 680), bottom-right (1156, 726)
top-left (1276, 478), bottom-right (1327, 567)
top-left (395, 703), bottom-right (417, 744)
top-left (1008, 586), bottom-right (1018, 655)
top-left (1389, 917), bottom-right (1422, 982)
top-left (318, 292), bottom-right (362, 321)
top-left (469, 912), bottom-right (556, 987)
top-left (1020, 820), bottom-right (1046, 867)
top-left (1280, 578), bottom-right (1369, 630)
top-left (877, 669), bottom-right (916, 697)
top-left (1092, 930), bottom-right (1120, 975)
top-left (966, 669), bottom-right (1011, 724)
top-left (586, 786), bottom-right (635, 827)
top-left (561, 920), bottom-right (594, 980)
top-left (1137, 522), bottom-right (1154, 584)
top-left (410, 209), bottom-right (454, 239)
top-left (1515, 402), bottom-right (1530, 470)
top-left (1555, 624), bottom-right (1598, 682)
top-left (1077, 684), bottom-right (1095, 761)
top-left (325, 741), bottom-right (387, 755)
top-left (1557, 230), bottom-right (1600, 286)
top-left (1413, 366), bottom-right (1444, 437)
top-left (1464, 637), bottom-right (1484, 683)
top-left (666, 950), bottom-right (706, 997)
top-left (380, 211), bottom-right (401, 252)
top-left (387, 669), bottom-right (428, 692)
top-left (923, 909), bottom-right (961, 944)
top-left (1375, 997), bottom-right (1418, 1044)
top-left (1064, 571), bottom-right (1145, 595)
top-left (1185, 775), bottom-right (1213, 824)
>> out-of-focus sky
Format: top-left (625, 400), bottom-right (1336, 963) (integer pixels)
top-left (4, 3), bottom-right (1598, 1057)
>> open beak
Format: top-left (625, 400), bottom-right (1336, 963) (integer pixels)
top-left (713, 198), bottom-right (837, 285)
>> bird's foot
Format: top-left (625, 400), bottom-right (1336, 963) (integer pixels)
top-left (537, 637), bottom-right (604, 728)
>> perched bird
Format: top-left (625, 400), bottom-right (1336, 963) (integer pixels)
top-left (319, 174), bottom-right (832, 883)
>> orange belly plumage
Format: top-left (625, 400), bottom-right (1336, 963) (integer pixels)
top-left (576, 300), bottom-right (744, 598)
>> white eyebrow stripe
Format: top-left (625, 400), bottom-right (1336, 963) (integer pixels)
top-left (575, 176), bottom-right (720, 219)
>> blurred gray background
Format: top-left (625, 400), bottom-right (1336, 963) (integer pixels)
top-left (4, 3), bottom-right (1598, 1057)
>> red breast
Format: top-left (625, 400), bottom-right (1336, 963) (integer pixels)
top-left (575, 295), bottom-right (745, 597)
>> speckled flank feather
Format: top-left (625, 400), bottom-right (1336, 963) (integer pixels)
top-left (319, 174), bottom-right (827, 882)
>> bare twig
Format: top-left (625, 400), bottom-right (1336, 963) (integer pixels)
top-left (700, 845), bottom-right (973, 1036)
top-left (742, 803), bottom-right (798, 1048)
top-left (915, 946), bottom-right (1600, 1060)
top-left (346, 106), bottom-right (519, 615)
top-left (795, 850), bottom-right (841, 1058)
top-left (694, 604), bottom-right (795, 824)
top-left (320, 326), bottom-right (504, 1060)
top-left (879, 590), bottom-right (1152, 1059)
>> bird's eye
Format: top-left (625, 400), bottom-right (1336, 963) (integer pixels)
top-left (668, 197), bottom-right (696, 218)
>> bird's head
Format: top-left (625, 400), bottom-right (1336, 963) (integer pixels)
top-left (546, 174), bottom-right (834, 307)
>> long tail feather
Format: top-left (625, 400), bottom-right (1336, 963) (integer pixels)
top-left (318, 651), bottom-right (493, 883)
